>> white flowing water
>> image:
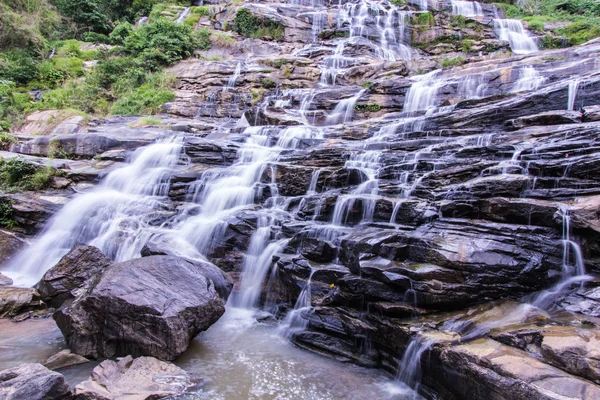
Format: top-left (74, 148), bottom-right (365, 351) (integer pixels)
top-left (451, 0), bottom-right (484, 17)
top-left (324, 89), bottom-right (366, 125)
top-left (567, 79), bottom-right (580, 111)
top-left (511, 65), bottom-right (546, 93)
top-left (493, 19), bottom-right (539, 54)
top-left (223, 62), bottom-right (243, 92)
top-left (403, 70), bottom-right (444, 113)
top-left (175, 7), bottom-right (191, 24)
top-left (3, 138), bottom-right (184, 286)
top-left (135, 16), bottom-right (148, 26)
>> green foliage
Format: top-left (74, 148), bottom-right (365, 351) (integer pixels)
top-left (191, 6), bottom-right (209, 16)
top-left (0, 50), bottom-right (39, 85)
top-left (251, 88), bottom-right (265, 105)
top-left (360, 82), bottom-right (374, 89)
top-left (0, 197), bottom-right (16, 229)
top-left (124, 19), bottom-right (199, 68)
top-left (354, 103), bottom-right (381, 112)
top-left (210, 32), bottom-right (235, 48)
top-left (440, 56), bottom-right (464, 68)
top-left (261, 78), bottom-right (276, 89)
top-left (318, 30), bottom-right (350, 40)
top-left (0, 132), bottom-right (16, 150)
top-left (0, 81), bottom-right (32, 130)
top-left (54, 0), bottom-right (111, 34)
top-left (527, 19), bottom-right (545, 32)
top-left (557, 20), bottom-right (600, 45)
top-left (184, 13), bottom-right (201, 28)
top-left (233, 8), bottom-right (285, 40)
top-left (461, 40), bottom-right (473, 53)
top-left (195, 28), bottom-right (212, 51)
top-left (541, 34), bottom-right (565, 48)
top-left (0, 156), bottom-right (52, 191)
top-left (0, 1), bottom-right (57, 55)
top-left (110, 72), bottom-right (175, 115)
top-left (109, 22), bottom-right (133, 45)
top-left (266, 59), bottom-right (292, 68)
top-left (412, 12), bottom-right (434, 26)
top-left (390, 0), bottom-right (406, 5)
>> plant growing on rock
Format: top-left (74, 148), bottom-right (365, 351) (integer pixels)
top-left (440, 56), bottom-right (464, 68)
top-left (355, 103), bottom-right (381, 113)
top-left (233, 8), bottom-right (284, 40)
top-left (261, 78), bottom-right (277, 89)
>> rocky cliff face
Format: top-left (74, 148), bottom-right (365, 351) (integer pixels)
top-left (3, 0), bottom-right (600, 398)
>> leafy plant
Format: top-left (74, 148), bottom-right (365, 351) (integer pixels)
top-left (261, 78), bottom-right (276, 89)
top-left (355, 103), bottom-right (381, 112)
top-left (233, 8), bottom-right (284, 40)
top-left (440, 56), bottom-right (464, 68)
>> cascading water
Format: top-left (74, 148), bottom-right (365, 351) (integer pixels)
top-left (175, 7), bottom-right (191, 24)
top-left (223, 62), bottom-right (242, 92)
top-left (324, 89), bottom-right (366, 125)
top-left (403, 70), bottom-right (444, 113)
top-left (279, 269), bottom-right (315, 339)
top-left (451, 0), bottom-right (484, 17)
top-left (4, 138), bottom-right (185, 286)
top-left (567, 78), bottom-right (580, 111)
top-left (532, 205), bottom-right (590, 309)
top-left (493, 19), bottom-right (539, 54)
top-left (511, 65), bottom-right (546, 92)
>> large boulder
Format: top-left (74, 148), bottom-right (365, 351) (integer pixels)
top-left (35, 245), bottom-right (112, 308)
top-left (0, 230), bottom-right (27, 265)
top-left (0, 363), bottom-right (72, 400)
top-left (74, 355), bottom-right (189, 400)
top-left (54, 256), bottom-right (231, 360)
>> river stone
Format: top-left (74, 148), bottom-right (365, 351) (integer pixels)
top-left (54, 256), bottom-right (230, 360)
top-left (0, 363), bottom-right (72, 400)
top-left (35, 244), bottom-right (112, 309)
top-left (0, 287), bottom-right (42, 318)
top-left (0, 272), bottom-right (13, 286)
top-left (74, 355), bottom-right (189, 400)
top-left (43, 350), bottom-right (89, 371)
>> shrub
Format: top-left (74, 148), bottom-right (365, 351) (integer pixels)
top-left (557, 21), bottom-right (600, 45)
top-left (0, 132), bottom-right (16, 150)
top-left (110, 72), bottom-right (175, 115)
top-left (440, 56), bottom-right (464, 68)
top-left (0, 157), bottom-right (38, 187)
top-left (528, 20), bottom-right (544, 32)
top-left (261, 78), bottom-right (276, 89)
top-left (413, 12), bottom-right (434, 26)
top-left (0, 197), bottom-right (17, 229)
top-left (233, 8), bottom-right (284, 40)
top-left (355, 103), bottom-right (381, 112)
top-left (210, 32), bottom-right (236, 48)
top-left (109, 21), bottom-right (133, 45)
top-left (184, 13), bottom-right (201, 28)
top-left (124, 19), bottom-right (199, 67)
top-left (195, 28), bottom-right (212, 51)
top-left (0, 50), bottom-right (39, 85)
top-left (461, 40), bottom-right (473, 53)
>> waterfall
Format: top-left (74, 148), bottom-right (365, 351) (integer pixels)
top-left (223, 62), bottom-right (242, 92)
top-left (532, 206), bottom-right (590, 309)
top-left (279, 269), bottom-right (315, 338)
top-left (409, 0), bottom-right (428, 11)
top-left (493, 19), bottom-right (539, 54)
top-left (135, 16), bottom-right (148, 26)
top-left (3, 138), bottom-right (184, 286)
top-left (511, 66), bottom-right (546, 93)
top-left (403, 70), bottom-right (443, 113)
top-left (567, 79), bottom-right (580, 111)
top-left (175, 7), bottom-right (191, 24)
top-left (324, 89), bottom-right (366, 125)
top-left (394, 336), bottom-right (434, 395)
top-left (451, 0), bottom-right (484, 17)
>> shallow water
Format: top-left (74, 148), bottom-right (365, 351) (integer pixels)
top-left (0, 310), bottom-right (418, 400)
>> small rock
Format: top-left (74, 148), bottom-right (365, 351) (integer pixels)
top-left (43, 350), bottom-right (89, 371)
top-left (0, 363), bottom-right (72, 400)
top-left (0, 287), bottom-right (43, 318)
top-left (0, 272), bottom-right (13, 286)
top-left (74, 355), bottom-right (190, 399)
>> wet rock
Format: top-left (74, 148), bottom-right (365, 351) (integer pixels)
top-left (43, 350), bottom-right (89, 371)
top-left (0, 363), bottom-right (72, 400)
top-left (583, 105), bottom-right (600, 122)
top-left (54, 256), bottom-right (230, 360)
top-left (35, 244), bottom-right (112, 309)
top-left (74, 355), bottom-right (189, 399)
top-left (298, 237), bottom-right (337, 263)
top-left (428, 338), bottom-right (600, 400)
top-left (506, 110), bottom-right (582, 129)
top-left (0, 287), bottom-right (44, 318)
top-left (0, 230), bottom-right (27, 265)
top-left (0, 272), bottom-right (13, 286)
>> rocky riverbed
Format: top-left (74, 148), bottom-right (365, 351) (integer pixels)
top-left (2, 0), bottom-right (600, 398)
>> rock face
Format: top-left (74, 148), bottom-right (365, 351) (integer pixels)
top-left (54, 256), bottom-right (231, 360)
top-left (35, 244), bottom-right (112, 308)
top-left (0, 363), bottom-right (72, 400)
top-left (74, 355), bottom-right (189, 399)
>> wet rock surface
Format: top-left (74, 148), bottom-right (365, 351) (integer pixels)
top-left (0, 363), bottom-right (72, 400)
top-left (54, 256), bottom-right (230, 360)
top-left (74, 355), bottom-right (190, 399)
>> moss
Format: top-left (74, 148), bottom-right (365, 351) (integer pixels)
top-left (130, 116), bottom-right (163, 127)
top-left (210, 32), bottom-right (235, 48)
top-left (251, 88), bottom-right (265, 105)
top-left (282, 66), bottom-right (292, 79)
top-left (412, 12), bottom-right (434, 26)
top-left (361, 82), bottom-right (374, 89)
top-left (557, 20), bottom-right (600, 45)
top-left (461, 40), bottom-right (473, 53)
top-left (233, 8), bottom-right (284, 40)
top-left (440, 56), bottom-right (464, 68)
top-left (354, 103), bottom-right (381, 112)
top-left (261, 78), bottom-right (276, 89)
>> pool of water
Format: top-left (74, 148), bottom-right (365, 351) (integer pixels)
top-left (0, 309), bottom-right (419, 400)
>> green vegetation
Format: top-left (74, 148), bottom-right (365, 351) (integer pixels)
top-left (0, 156), bottom-right (55, 191)
top-left (390, 0), bottom-right (407, 5)
top-left (494, 0), bottom-right (600, 46)
top-left (232, 8), bottom-right (285, 40)
top-left (0, 0), bottom-right (207, 130)
top-left (355, 104), bottom-right (381, 113)
top-left (251, 88), bottom-right (265, 105)
top-left (360, 82), bottom-right (374, 89)
top-left (0, 197), bottom-right (17, 229)
top-left (210, 32), bottom-right (236, 48)
top-left (440, 56), bottom-right (464, 68)
top-left (461, 40), bottom-right (473, 53)
top-left (261, 78), bottom-right (277, 89)
top-left (131, 116), bottom-right (162, 127)
top-left (412, 12), bottom-right (434, 26)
